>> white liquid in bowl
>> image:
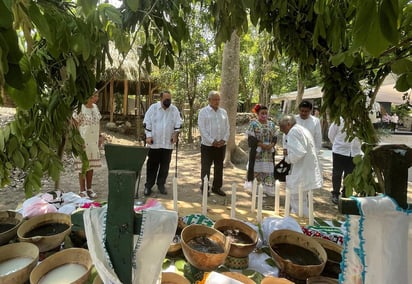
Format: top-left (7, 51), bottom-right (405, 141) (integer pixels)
top-left (0, 257), bottom-right (33, 276)
top-left (39, 263), bottom-right (87, 284)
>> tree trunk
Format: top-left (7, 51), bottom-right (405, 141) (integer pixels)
top-left (295, 63), bottom-right (304, 113)
top-left (220, 31), bottom-right (240, 167)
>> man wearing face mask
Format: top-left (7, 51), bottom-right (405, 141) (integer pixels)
top-left (143, 91), bottom-right (182, 196)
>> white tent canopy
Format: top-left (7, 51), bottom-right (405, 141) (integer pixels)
top-left (271, 74), bottom-right (410, 105)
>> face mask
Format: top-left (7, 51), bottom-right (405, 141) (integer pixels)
top-left (163, 98), bottom-right (171, 108)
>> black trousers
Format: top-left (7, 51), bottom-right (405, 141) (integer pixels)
top-left (200, 144), bottom-right (226, 191)
top-left (332, 152), bottom-right (356, 196)
top-left (145, 148), bottom-right (173, 189)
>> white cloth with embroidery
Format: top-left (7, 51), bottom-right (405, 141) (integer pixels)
top-left (84, 206), bottom-right (177, 284)
top-left (340, 196), bottom-right (410, 284)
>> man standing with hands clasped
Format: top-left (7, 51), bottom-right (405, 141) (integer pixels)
top-left (198, 91), bottom-right (230, 196)
top-left (143, 91), bottom-right (182, 196)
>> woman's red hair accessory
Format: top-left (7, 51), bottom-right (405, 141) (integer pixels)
top-left (252, 104), bottom-right (261, 113)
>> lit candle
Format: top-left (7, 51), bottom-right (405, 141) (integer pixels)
top-left (284, 188), bottom-right (290, 217)
top-left (274, 180), bottom-right (280, 216)
top-left (202, 176), bottom-right (208, 216)
top-left (308, 190), bottom-right (314, 226)
top-left (257, 183), bottom-right (263, 223)
top-left (251, 178), bottom-right (257, 213)
top-left (231, 183), bottom-right (236, 218)
top-left (298, 187), bottom-right (303, 217)
top-left (173, 176), bottom-right (178, 211)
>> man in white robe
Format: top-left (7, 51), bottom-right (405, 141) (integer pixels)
top-left (279, 115), bottom-right (323, 216)
top-left (295, 100), bottom-right (322, 153)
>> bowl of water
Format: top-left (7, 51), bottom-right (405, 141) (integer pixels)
top-left (17, 212), bottom-right (71, 252)
top-left (213, 218), bottom-right (258, 258)
top-left (0, 242), bottom-right (39, 284)
top-left (0, 210), bottom-right (24, 245)
top-left (30, 248), bottom-right (92, 284)
top-left (269, 229), bottom-right (327, 280)
top-left (181, 224), bottom-right (230, 271)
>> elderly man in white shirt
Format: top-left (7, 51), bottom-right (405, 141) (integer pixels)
top-left (198, 91), bottom-right (230, 196)
top-left (279, 115), bottom-right (323, 217)
top-left (295, 100), bottom-right (322, 153)
top-left (328, 117), bottom-right (362, 204)
top-left (143, 91), bottom-right (182, 196)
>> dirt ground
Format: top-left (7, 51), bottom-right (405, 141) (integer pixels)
top-left (0, 116), bottom-right (345, 226)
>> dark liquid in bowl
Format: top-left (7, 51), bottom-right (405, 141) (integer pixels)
top-left (272, 243), bottom-right (322, 265)
top-left (187, 236), bottom-right (224, 254)
top-left (24, 223), bottom-right (70, 237)
top-left (325, 248), bottom-right (342, 263)
top-left (219, 227), bottom-right (253, 244)
top-left (0, 223), bottom-right (16, 233)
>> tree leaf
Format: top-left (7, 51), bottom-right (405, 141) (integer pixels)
top-left (6, 78), bottom-right (37, 110)
top-left (378, 0), bottom-right (399, 44)
top-left (126, 0), bottom-right (140, 12)
top-left (0, 0), bottom-right (13, 29)
top-left (28, 4), bottom-right (53, 44)
top-left (394, 74), bottom-right (410, 92)
top-left (391, 59), bottom-right (412, 74)
top-left (66, 57), bottom-right (77, 82)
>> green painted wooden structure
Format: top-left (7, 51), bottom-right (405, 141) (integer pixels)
top-left (339, 144), bottom-right (412, 215)
top-left (104, 143), bottom-right (149, 283)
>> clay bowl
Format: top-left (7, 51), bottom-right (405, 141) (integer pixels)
top-left (313, 237), bottom-right (342, 279)
top-left (181, 224), bottom-right (230, 271)
top-left (213, 218), bottom-right (258, 258)
top-left (167, 218), bottom-right (186, 257)
top-left (30, 248), bottom-right (92, 284)
top-left (0, 242), bottom-right (39, 284)
top-left (221, 272), bottom-right (256, 284)
top-left (0, 210), bottom-right (24, 245)
top-left (17, 213), bottom-right (72, 252)
top-left (261, 276), bottom-right (294, 284)
top-left (269, 229), bottom-right (327, 280)
top-left (161, 272), bottom-right (190, 284)
top-left (306, 276), bottom-right (339, 283)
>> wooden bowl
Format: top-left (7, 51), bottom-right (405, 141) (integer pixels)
top-left (0, 211), bottom-right (24, 245)
top-left (269, 229), bottom-right (327, 280)
top-left (30, 248), bottom-right (92, 284)
top-left (0, 242), bottom-right (39, 284)
top-left (213, 218), bottom-right (258, 258)
top-left (181, 224), bottom-right (230, 271)
top-left (161, 272), bottom-right (190, 284)
top-left (312, 238), bottom-right (342, 279)
top-left (221, 271), bottom-right (256, 284)
top-left (17, 213), bottom-right (71, 252)
top-left (306, 276), bottom-right (339, 283)
top-left (261, 276), bottom-right (294, 284)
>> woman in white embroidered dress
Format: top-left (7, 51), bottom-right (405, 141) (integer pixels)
top-left (72, 90), bottom-right (102, 198)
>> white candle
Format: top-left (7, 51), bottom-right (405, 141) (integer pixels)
top-left (257, 184), bottom-right (263, 223)
top-left (173, 176), bottom-right (178, 211)
top-left (231, 183), bottom-right (236, 218)
top-left (274, 180), bottom-right (280, 216)
top-left (251, 178), bottom-right (257, 213)
top-left (308, 190), bottom-right (314, 226)
top-left (298, 186), bottom-right (303, 217)
top-left (0, 257), bottom-right (33, 276)
top-left (39, 263), bottom-right (87, 284)
top-left (202, 176), bottom-right (208, 216)
top-left (284, 188), bottom-right (290, 217)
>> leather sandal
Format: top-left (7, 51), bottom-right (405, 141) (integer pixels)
top-left (87, 189), bottom-right (97, 198)
top-left (79, 191), bottom-right (88, 198)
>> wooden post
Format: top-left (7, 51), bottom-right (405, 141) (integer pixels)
top-left (104, 144), bottom-right (149, 282)
top-left (109, 79), bottom-right (114, 123)
top-left (106, 170), bottom-right (135, 284)
top-left (339, 144), bottom-right (412, 215)
top-left (123, 79), bottom-right (128, 116)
